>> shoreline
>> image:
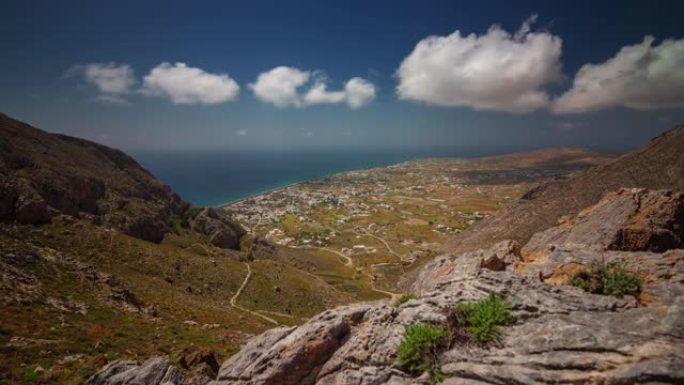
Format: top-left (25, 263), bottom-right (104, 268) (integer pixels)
top-left (218, 159), bottom-right (416, 208)
top-left (218, 180), bottom-right (307, 208)
top-left (214, 146), bottom-right (608, 209)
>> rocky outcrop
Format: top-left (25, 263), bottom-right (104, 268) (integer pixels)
top-left (87, 357), bottom-right (185, 385)
top-left (608, 190), bottom-right (684, 252)
top-left (0, 113), bottom-right (186, 242)
top-left (0, 113), bottom-right (245, 248)
top-left (518, 189), bottom-right (684, 280)
top-left (190, 208), bottom-right (246, 250)
top-left (90, 188), bottom-right (684, 384)
top-left (444, 123), bottom-right (684, 255)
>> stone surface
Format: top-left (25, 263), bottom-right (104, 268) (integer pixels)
top-left (86, 356), bottom-right (185, 385)
top-left (215, 304), bottom-right (370, 385)
top-left (521, 189), bottom-right (684, 264)
top-left (180, 348), bottom-right (221, 379)
top-left (190, 208), bottom-right (246, 250)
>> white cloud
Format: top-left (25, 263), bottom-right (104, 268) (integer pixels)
top-left (65, 62), bottom-right (136, 103)
top-left (303, 77), bottom-right (376, 108)
top-left (396, 15), bottom-right (563, 113)
top-left (250, 66), bottom-right (311, 108)
top-left (553, 36), bottom-right (684, 113)
top-left (251, 66), bottom-right (376, 108)
top-left (303, 82), bottom-right (347, 105)
top-left (235, 129), bottom-right (248, 136)
top-left (344, 78), bottom-right (376, 108)
top-left (142, 62), bottom-right (239, 104)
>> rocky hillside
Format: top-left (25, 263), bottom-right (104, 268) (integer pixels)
top-left (0, 113), bottom-right (244, 247)
top-left (89, 187), bottom-right (684, 384)
top-left (84, 124), bottom-right (684, 385)
top-left (444, 124), bottom-right (684, 254)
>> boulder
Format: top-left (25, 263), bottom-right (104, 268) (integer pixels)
top-left (214, 305), bottom-right (370, 385)
top-left (14, 197), bottom-right (50, 225)
top-left (180, 348), bottom-right (220, 379)
top-left (11, 180), bottom-right (51, 225)
top-left (609, 190), bottom-right (684, 252)
top-left (522, 189), bottom-right (684, 263)
top-left (190, 208), bottom-right (246, 250)
top-left (87, 356), bottom-right (185, 385)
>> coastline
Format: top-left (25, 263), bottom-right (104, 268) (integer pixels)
top-left (218, 159), bottom-right (416, 208)
top-left (218, 180), bottom-right (307, 208)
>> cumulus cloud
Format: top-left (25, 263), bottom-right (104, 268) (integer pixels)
top-left (250, 66), bottom-right (311, 108)
top-left (553, 36), bottom-right (684, 113)
top-left (142, 62), bottom-right (239, 104)
top-left (303, 82), bottom-right (347, 105)
top-left (343, 78), bottom-right (376, 108)
top-left (251, 66), bottom-right (376, 108)
top-left (396, 15), bottom-right (563, 113)
top-left (65, 62), bottom-right (136, 103)
top-left (303, 77), bottom-right (376, 108)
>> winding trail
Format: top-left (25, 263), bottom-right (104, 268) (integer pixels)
top-left (230, 263), bottom-right (280, 325)
top-left (366, 276), bottom-right (399, 299)
top-left (361, 230), bottom-right (402, 261)
top-left (293, 243), bottom-right (399, 300)
top-left (299, 245), bottom-right (353, 267)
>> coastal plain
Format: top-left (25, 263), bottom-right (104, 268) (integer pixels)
top-left (222, 148), bottom-right (614, 307)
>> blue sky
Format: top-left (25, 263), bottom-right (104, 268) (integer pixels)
top-left (2, 0), bottom-right (684, 151)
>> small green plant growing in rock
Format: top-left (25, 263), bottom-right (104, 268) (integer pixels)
top-left (396, 323), bottom-right (446, 385)
top-left (394, 293), bottom-right (419, 307)
top-left (453, 293), bottom-right (513, 342)
top-left (570, 263), bottom-right (641, 298)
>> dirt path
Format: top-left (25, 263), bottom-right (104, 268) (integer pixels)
top-left (287, 228), bottom-right (401, 300)
top-left (230, 263), bottom-right (280, 326)
top-left (362, 230), bottom-right (402, 261)
top-left (295, 244), bottom-right (399, 300)
top-left (366, 275), bottom-right (399, 299)
top-left (298, 245), bottom-right (353, 267)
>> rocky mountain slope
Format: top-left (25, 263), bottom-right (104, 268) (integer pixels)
top-left (444, 124), bottom-right (684, 254)
top-left (89, 187), bottom-right (684, 385)
top-left (0, 113), bottom-right (244, 247)
top-left (0, 113), bottom-right (435, 384)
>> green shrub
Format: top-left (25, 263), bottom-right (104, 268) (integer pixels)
top-left (454, 293), bottom-right (513, 342)
top-left (570, 264), bottom-right (641, 298)
top-left (394, 293), bottom-right (419, 307)
top-left (396, 323), bottom-right (445, 384)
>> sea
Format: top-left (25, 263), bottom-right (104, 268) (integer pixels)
top-left (131, 146), bottom-right (533, 207)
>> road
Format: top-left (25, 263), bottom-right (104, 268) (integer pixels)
top-left (298, 245), bottom-right (353, 267)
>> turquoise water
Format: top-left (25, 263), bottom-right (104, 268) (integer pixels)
top-left (132, 146), bottom-right (529, 207)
